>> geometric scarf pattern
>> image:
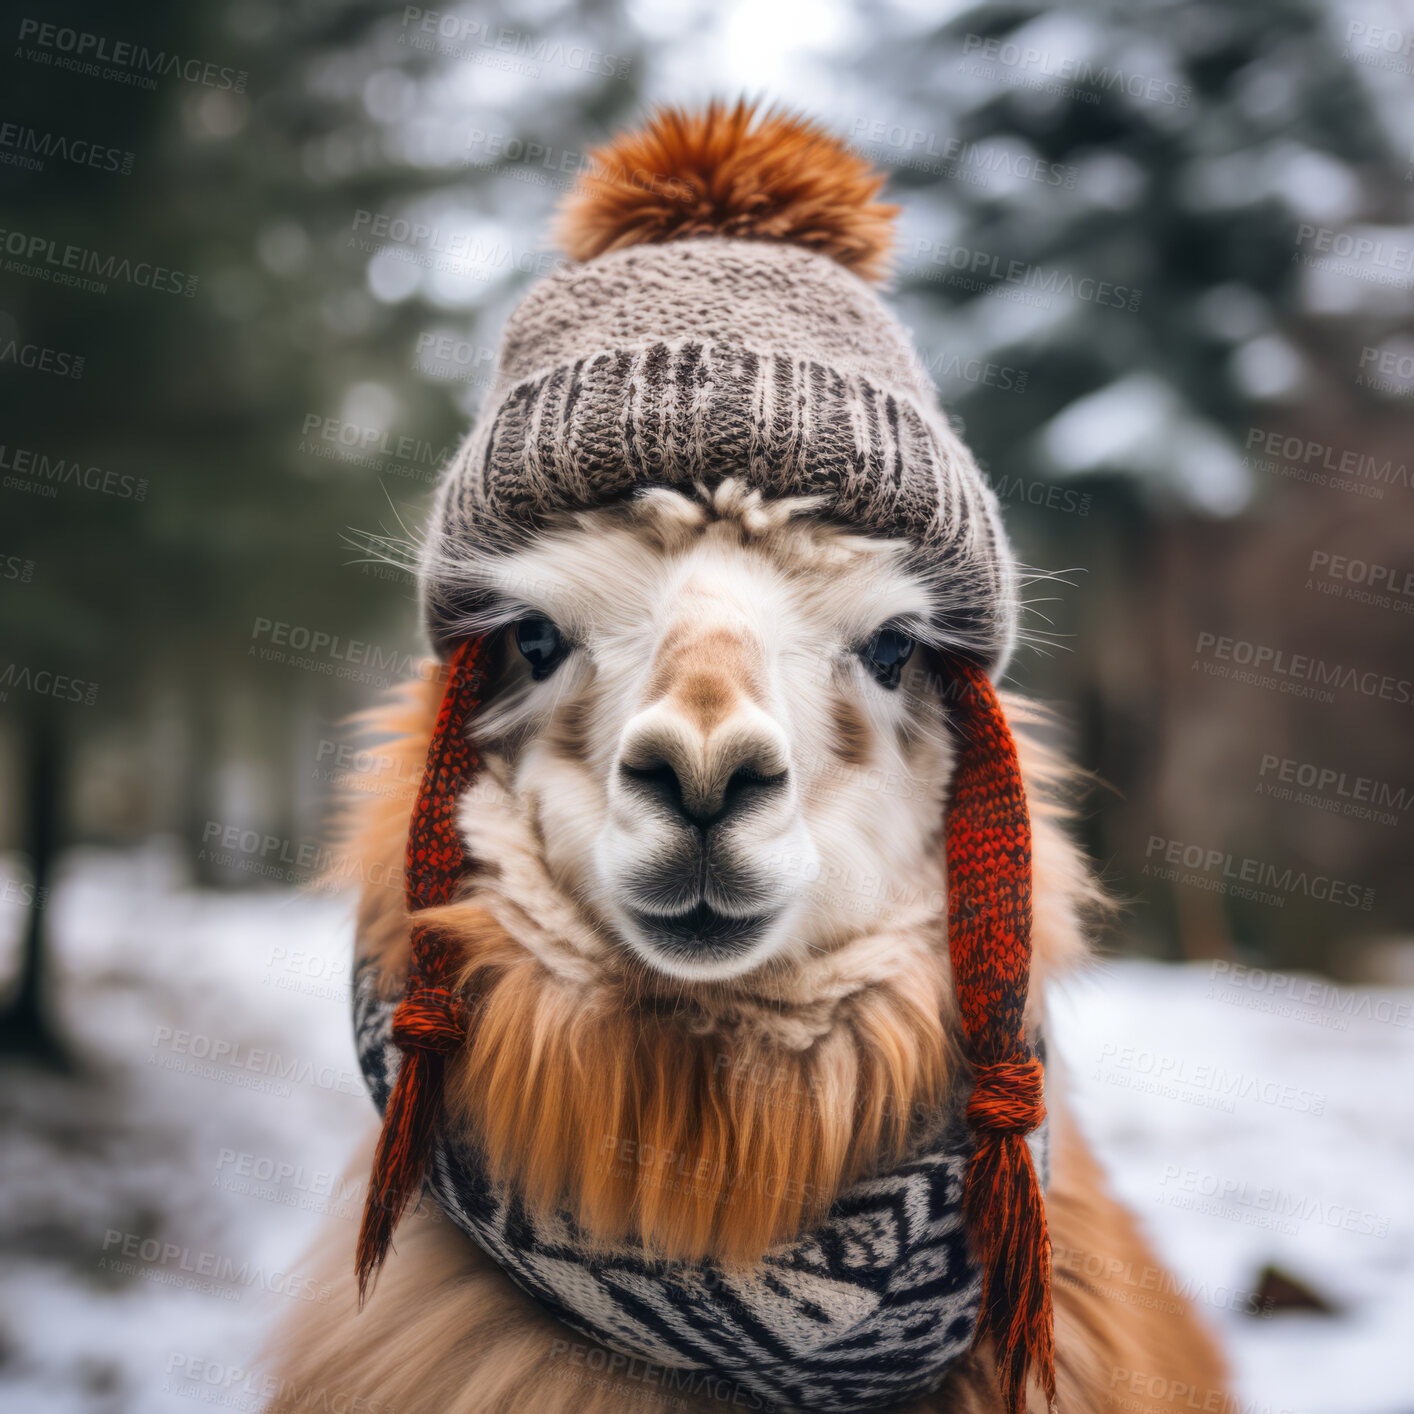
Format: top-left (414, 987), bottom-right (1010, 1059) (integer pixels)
top-left (354, 642), bottom-right (1053, 1414)
top-left (354, 960), bottom-right (1049, 1413)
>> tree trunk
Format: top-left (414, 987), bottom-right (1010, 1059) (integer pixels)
top-left (0, 703), bottom-right (70, 1068)
top-left (183, 662), bottom-right (224, 886)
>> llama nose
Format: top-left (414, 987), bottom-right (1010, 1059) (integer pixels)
top-left (618, 709), bottom-right (789, 831)
top-left (621, 755), bottom-right (787, 830)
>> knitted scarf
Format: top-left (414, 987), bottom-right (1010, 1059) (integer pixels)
top-left (354, 638), bottom-right (1053, 1414)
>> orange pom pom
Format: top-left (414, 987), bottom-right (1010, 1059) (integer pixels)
top-left (555, 100), bottom-right (898, 282)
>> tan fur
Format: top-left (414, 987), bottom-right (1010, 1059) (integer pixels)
top-left (437, 917), bottom-right (953, 1265)
top-left (321, 662), bottom-right (1106, 1273)
top-left (268, 494), bottom-right (1227, 1411)
top-left (325, 664), bottom-right (441, 992)
top-left (830, 692), bottom-right (874, 766)
top-left (338, 674), bottom-right (958, 1262)
top-left (264, 1108), bottom-right (1226, 1414)
top-left (264, 1137), bottom-right (743, 1414)
top-left (555, 100), bottom-right (899, 281)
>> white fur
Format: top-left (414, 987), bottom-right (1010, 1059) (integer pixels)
top-left (440, 481), bottom-right (959, 984)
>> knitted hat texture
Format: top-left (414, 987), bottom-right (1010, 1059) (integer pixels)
top-left (421, 104), bottom-right (1018, 671)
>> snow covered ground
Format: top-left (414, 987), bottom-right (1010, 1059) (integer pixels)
top-left (1, 847), bottom-right (1411, 1413)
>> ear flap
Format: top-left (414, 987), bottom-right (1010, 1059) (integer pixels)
top-left (945, 660), bottom-right (1054, 1414)
top-left (356, 636), bottom-right (489, 1302)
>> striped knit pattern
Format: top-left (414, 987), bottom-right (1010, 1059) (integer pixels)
top-left (421, 239), bottom-right (1017, 669)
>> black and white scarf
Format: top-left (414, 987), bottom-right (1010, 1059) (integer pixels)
top-left (354, 963), bottom-right (1048, 1414)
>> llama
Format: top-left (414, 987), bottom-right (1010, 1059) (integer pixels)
top-left (261, 106), bottom-right (1229, 1414)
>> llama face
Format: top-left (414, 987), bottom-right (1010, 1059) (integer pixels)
top-left (439, 482), bottom-right (958, 983)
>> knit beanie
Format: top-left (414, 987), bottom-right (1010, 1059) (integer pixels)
top-left (361, 103), bottom-right (1052, 1414)
top-left (420, 102), bottom-right (1018, 673)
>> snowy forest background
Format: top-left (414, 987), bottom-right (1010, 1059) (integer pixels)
top-left (2, 0), bottom-right (1413, 1409)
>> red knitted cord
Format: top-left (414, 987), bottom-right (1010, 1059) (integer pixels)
top-left (946, 661), bottom-right (1055, 1414)
top-left (355, 636), bottom-right (488, 1304)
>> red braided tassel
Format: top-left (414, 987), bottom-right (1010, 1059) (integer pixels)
top-left (356, 637), bottom-right (488, 1304)
top-left (945, 661), bottom-right (1055, 1414)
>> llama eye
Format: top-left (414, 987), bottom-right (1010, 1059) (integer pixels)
top-left (514, 615), bottom-right (570, 680)
top-left (860, 627), bottom-right (915, 690)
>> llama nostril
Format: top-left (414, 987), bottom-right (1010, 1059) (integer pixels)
top-left (719, 764), bottom-right (787, 822)
top-left (619, 759), bottom-right (687, 821)
top-left (620, 756), bottom-right (787, 830)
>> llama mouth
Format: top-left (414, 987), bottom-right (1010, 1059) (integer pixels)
top-left (627, 901), bottom-right (772, 958)
top-left (626, 846), bottom-right (778, 918)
